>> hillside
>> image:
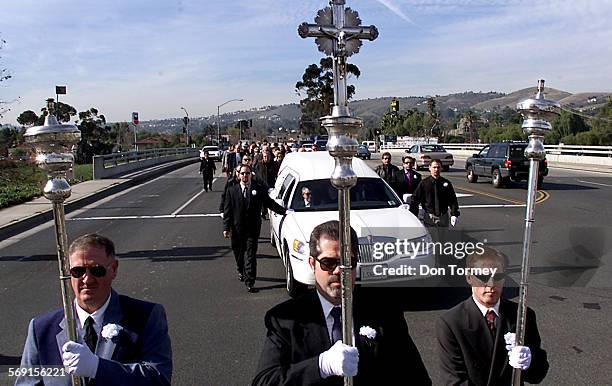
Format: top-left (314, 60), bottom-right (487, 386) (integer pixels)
top-left (140, 88), bottom-right (610, 134)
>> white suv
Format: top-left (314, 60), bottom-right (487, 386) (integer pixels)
top-left (268, 151), bottom-right (435, 297)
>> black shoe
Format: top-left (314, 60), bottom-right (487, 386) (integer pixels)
top-left (246, 285), bottom-right (258, 293)
top-left (238, 273), bottom-right (245, 282)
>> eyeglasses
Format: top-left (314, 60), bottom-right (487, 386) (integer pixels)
top-left (243, 158), bottom-right (251, 162)
top-left (404, 161), bottom-right (414, 165)
top-left (69, 263), bottom-right (113, 279)
top-left (240, 172), bottom-right (250, 176)
top-left (382, 157), bottom-right (390, 160)
top-left (473, 272), bottom-right (506, 284)
top-left (314, 256), bottom-right (357, 272)
top-left (303, 192), bottom-right (311, 196)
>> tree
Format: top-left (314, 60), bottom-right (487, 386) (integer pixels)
top-left (75, 108), bottom-right (114, 163)
top-left (463, 110), bottom-right (478, 143)
top-left (425, 97), bottom-right (440, 137)
top-left (295, 57), bottom-right (360, 134)
top-left (0, 35), bottom-right (16, 119)
top-left (17, 110), bottom-right (40, 127)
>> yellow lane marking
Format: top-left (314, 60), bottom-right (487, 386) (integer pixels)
top-left (456, 186), bottom-right (525, 205)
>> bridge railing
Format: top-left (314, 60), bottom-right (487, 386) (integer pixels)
top-left (380, 143), bottom-right (612, 166)
top-left (93, 147), bottom-right (199, 179)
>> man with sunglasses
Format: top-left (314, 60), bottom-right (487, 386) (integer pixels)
top-left (374, 152), bottom-right (400, 188)
top-left (253, 220), bottom-right (431, 385)
top-left (17, 233), bottom-right (172, 386)
top-left (223, 164), bottom-right (286, 292)
top-left (436, 247), bottom-right (548, 386)
top-left (393, 156), bottom-right (421, 199)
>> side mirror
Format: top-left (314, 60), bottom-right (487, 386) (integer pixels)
top-left (402, 193), bottom-right (412, 204)
top-left (472, 153), bottom-right (479, 158)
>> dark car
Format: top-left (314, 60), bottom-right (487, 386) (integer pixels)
top-left (465, 141), bottom-right (548, 188)
top-left (314, 139), bottom-right (328, 151)
top-left (356, 144), bottom-right (371, 160)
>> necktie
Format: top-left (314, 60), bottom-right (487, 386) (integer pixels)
top-left (406, 172), bottom-right (411, 190)
top-left (434, 179), bottom-right (440, 216)
top-left (84, 316), bottom-right (97, 353)
top-left (330, 307), bottom-right (342, 344)
top-left (485, 310), bottom-right (497, 338)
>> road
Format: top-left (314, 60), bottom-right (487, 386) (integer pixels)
top-left (0, 157), bottom-right (610, 385)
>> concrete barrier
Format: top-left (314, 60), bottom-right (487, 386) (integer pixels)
top-left (93, 148), bottom-right (198, 179)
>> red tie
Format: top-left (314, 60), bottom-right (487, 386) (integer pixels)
top-left (486, 310), bottom-right (497, 337)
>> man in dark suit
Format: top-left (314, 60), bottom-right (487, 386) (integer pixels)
top-left (374, 152), bottom-right (400, 188)
top-left (223, 164), bottom-right (286, 292)
top-left (16, 234), bottom-right (172, 386)
top-left (293, 186), bottom-right (313, 209)
top-left (199, 151), bottom-right (216, 191)
top-left (393, 156), bottom-right (421, 200)
top-left (436, 247), bottom-right (549, 386)
top-left (252, 220), bottom-right (431, 385)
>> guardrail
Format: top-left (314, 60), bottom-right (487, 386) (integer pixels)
top-left (380, 143), bottom-right (612, 166)
top-left (93, 147), bottom-right (199, 179)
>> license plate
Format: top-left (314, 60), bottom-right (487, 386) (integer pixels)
top-left (360, 264), bottom-right (387, 280)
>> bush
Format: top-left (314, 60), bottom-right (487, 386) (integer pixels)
top-left (0, 160), bottom-right (45, 208)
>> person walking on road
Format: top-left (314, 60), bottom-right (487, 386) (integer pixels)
top-left (393, 156), bottom-right (421, 200)
top-left (374, 152), bottom-right (400, 188)
top-left (199, 151), bottom-right (216, 192)
top-left (410, 159), bottom-right (459, 228)
top-left (223, 164), bottom-right (286, 293)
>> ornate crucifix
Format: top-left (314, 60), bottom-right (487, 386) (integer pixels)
top-left (299, 2), bottom-right (378, 385)
top-left (299, 0), bottom-right (378, 117)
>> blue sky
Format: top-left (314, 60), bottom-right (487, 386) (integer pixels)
top-left (1, 0), bottom-right (611, 124)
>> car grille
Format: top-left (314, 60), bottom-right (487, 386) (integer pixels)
top-left (358, 236), bottom-right (398, 263)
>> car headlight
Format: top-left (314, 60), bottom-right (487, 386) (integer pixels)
top-left (292, 239), bottom-right (307, 255)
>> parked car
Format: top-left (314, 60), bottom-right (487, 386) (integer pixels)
top-left (314, 139), bottom-right (328, 151)
top-left (465, 141), bottom-right (548, 189)
top-left (356, 144), bottom-right (371, 160)
top-left (301, 143), bottom-right (315, 152)
top-left (405, 144), bottom-right (454, 171)
top-left (201, 145), bottom-right (221, 161)
top-left (268, 151), bottom-right (435, 297)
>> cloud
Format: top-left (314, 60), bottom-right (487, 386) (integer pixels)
top-left (375, 0), bottom-right (417, 25)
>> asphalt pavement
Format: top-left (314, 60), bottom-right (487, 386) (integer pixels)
top-left (0, 157), bottom-right (611, 385)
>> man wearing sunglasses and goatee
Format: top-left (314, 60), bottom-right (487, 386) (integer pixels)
top-left (16, 234), bottom-right (172, 386)
top-left (253, 220), bottom-right (431, 385)
top-left (436, 247), bottom-right (548, 386)
top-left (223, 164), bottom-right (286, 293)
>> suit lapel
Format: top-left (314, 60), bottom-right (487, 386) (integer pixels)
top-left (463, 299), bottom-right (497, 380)
top-left (55, 317), bottom-right (69, 358)
top-left (302, 292), bottom-right (331, 355)
top-left (97, 290), bottom-right (124, 360)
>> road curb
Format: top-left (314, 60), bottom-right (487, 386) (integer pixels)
top-left (0, 158), bottom-right (199, 242)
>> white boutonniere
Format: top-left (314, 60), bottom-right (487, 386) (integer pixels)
top-left (443, 182), bottom-right (448, 187)
top-left (251, 189), bottom-right (257, 196)
top-left (101, 324), bottom-right (123, 341)
top-left (359, 326), bottom-right (377, 340)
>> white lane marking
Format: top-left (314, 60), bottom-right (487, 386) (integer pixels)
top-left (68, 213), bottom-right (222, 221)
top-left (171, 178), bottom-right (219, 216)
top-left (456, 193), bottom-right (473, 198)
top-left (577, 179), bottom-right (612, 187)
top-left (459, 204), bottom-right (525, 208)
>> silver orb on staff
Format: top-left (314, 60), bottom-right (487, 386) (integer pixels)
top-left (299, 1), bottom-right (378, 385)
top-left (25, 98), bottom-right (82, 386)
top-left (513, 80), bottom-right (559, 385)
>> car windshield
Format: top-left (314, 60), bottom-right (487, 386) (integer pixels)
top-left (291, 178), bottom-right (401, 211)
top-left (204, 146), bottom-right (218, 151)
top-left (421, 145), bottom-right (446, 152)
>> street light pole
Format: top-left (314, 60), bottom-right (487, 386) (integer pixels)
top-left (217, 98), bottom-right (244, 145)
top-left (180, 106), bottom-right (190, 147)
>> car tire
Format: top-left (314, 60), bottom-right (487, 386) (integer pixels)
top-left (492, 169), bottom-right (505, 188)
top-left (285, 245), bottom-right (307, 298)
top-left (466, 166), bottom-right (478, 183)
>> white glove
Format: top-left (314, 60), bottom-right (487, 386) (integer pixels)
top-left (62, 341), bottom-right (99, 378)
top-left (504, 332), bottom-right (516, 351)
top-left (318, 340), bottom-right (359, 378)
top-left (508, 345), bottom-right (531, 370)
top-left (450, 216), bottom-right (458, 226)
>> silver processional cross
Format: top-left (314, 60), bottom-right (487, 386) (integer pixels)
top-left (299, 2), bottom-right (378, 385)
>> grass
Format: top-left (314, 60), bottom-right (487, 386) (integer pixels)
top-left (0, 161), bottom-right (93, 209)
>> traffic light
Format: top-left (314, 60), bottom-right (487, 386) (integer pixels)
top-left (132, 112), bottom-right (139, 125)
top-left (390, 98), bottom-right (399, 114)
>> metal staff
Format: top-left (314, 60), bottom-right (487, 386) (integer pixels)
top-left (25, 98), bottom-right (82, 386)
top-left (513, 80), bottom-right (559, 385)
top-left (299, 1), bottom-right (378, 384)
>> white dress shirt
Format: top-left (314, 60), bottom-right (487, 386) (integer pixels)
top-left (316, 290), bottom-right (354, 344)
top-left (471, 295), bottom-right (500, 318)
top-left (75, 294), bottom-right (111, 343)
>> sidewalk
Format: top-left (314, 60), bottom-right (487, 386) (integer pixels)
top-left (0, 158), bottom-right (198, 241)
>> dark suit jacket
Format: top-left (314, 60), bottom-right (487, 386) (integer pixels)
top-left (393, 169), bottom-right (422, 196)
top-left (223, 180), bottom-right (286, 238)
top-left (252, 289), bottom-right (431, 386)
top-left (436, 298), bottom-right (548, 386)
top-left (16, 289), bottom-right (172, 386)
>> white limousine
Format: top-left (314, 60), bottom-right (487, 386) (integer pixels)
top-left (268, 151), bottom-right (435, 297)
